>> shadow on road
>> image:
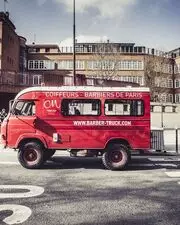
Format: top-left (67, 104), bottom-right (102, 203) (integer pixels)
top-left (42, 156), bottom-right (180, 171)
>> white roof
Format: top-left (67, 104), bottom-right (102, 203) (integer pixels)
top-left (15, 86), bottom-right (150, 99)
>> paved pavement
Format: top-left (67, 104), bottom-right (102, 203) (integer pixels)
top-left (0, 146), bottom-right (180, 225)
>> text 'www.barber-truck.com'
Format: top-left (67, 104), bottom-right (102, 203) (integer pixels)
top-left (73, 120), bottom-right (132, 126)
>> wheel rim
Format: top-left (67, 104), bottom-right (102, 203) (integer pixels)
top-left (23, 148), bottom-right (38, 164)
top-left (109, 150), bottom-right (123, 163)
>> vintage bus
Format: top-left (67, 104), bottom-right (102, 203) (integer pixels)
top-left (0, 86), bottom-right (150, 170)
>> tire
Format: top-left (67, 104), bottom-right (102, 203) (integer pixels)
top-left (18, 141), bottom-right (44, 169)
top-left (102, 144), bottom-right (130, 170)
top-left (44, 150), bottom-right (56, 161)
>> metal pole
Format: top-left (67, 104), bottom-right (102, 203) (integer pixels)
top-left (73, 0), bottom-right (76, 86)
top-left (4, 0), bottom-right (7, 13)
top-left (161, 104), bottom-right (164, 128)
top-left (175, 128), bottom-right (178, 153)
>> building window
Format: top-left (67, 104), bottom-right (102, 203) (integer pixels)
top-left (33, 75), bottom-right (42, 86)
top-left (57, 60), bottom-right (144, 70)
top-left (166, 94), bottom-right (173, 103)
top-left (34, 61), bottom-right (38, 69)
top-left (167, 79), bottom-right (173, 88)
top-left (86, 79), bottom-right (94, 86)
top-left (159, 94), bottom-right (166, 102)
top-left (64, 76), bottom-right (73, 86)
top-left (36, 48), bottom-right (40, 53)
top-left (76, 61), bottom-right (84, 69)
top-left (117, 60), bottom-right (144, 70)
top-left (118, 75), bottom-right (144, 85)
top-left (177, 64), bottom-right (180, 73)
top-left (45, 48), bottom-right (50, 53)
top-left (39, 61), bottom-right (44, 69)
top-left (28, 61), bottom-right (34, 69)
top-left (175, 79), bottom-right (180, 88)
top-left (28, 60), bottom-right (54, 70)
top-left (175, 94), bottom-right (180, 103)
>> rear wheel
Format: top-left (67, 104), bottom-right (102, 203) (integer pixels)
top-left (102, 144), bottom-right (130, 170)
top-left (18, 141), bottom-right (44, 169)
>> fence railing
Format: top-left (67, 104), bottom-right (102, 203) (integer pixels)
top-left (59, 46), bottom-right (171, 58)
top-left (151, 128), bottom-right (180, 154)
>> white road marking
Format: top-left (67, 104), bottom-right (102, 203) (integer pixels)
top-left (0, 162), bottom-right (19, 165)
top-left (148, 157), bottom-right (180, 161)
top-left (148, 158), bottom-right (166, 161)
top-left (155, 163), bottom-right (177, 168)
top-left (0, 185), bottom-right (44, 199)
top-left (165, 171), bottom-right (180, 178)
top-left (0, 204), bottom-right (32, 225)
top-left (129, 163), bottom-right (154, 167)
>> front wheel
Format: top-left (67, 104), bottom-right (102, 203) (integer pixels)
top-left (102, 144), bottom-right (130, 170)
top-left (18, 141), bottom-right (44, 169)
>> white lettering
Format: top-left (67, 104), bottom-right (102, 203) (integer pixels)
top-left (43, 100), bottom-right (60, 109)
top-left (115, 92), bottom-right (124, 98)
top-left (45, 92), bottom-right (79, 98)
top-left (125, 92), bottom-right (142, 98)
top-left (73, 121), bottom-right (131, 126)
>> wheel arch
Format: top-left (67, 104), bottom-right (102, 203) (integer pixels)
top-left (17, 138), bottom-right (46, 150)
top-left (105, 138), bottom-right (131, 150)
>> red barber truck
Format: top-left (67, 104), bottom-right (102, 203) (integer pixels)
top-left (0, 86), bottom-right (150, 170)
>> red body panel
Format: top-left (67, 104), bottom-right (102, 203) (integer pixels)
top-left (1, 89), bottom-right (151, 151)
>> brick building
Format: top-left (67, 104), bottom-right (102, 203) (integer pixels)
top-left (0, 12), bottom-right (26, 111)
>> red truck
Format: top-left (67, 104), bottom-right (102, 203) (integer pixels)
top-left (0, 86), bottom-right (150, 170)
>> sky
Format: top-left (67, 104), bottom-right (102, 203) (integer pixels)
top-left (0, 0), bottom-right (180, 51)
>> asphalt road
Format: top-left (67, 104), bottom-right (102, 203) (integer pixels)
top-left (0, 149), bottom-right (180, 225)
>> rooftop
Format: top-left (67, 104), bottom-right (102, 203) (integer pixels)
top-left (0, 11), bottom-right (16, 30)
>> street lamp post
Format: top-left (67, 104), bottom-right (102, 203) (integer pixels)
top-left (161, 103), bottom-right (164, 128)
top-left (73, 0), bottom-right (76, 86)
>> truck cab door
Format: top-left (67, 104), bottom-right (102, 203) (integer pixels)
top-left (8, 100), bottom-right (37, 137)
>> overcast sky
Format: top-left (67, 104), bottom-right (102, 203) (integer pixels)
top-left (1, 0), bottom-right (179, 51)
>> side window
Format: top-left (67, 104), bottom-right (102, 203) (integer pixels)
top-left (61, 99), bottom-right (101, 116)
top-left (13, 101), bottom-right (36, 116)
top-left (105, 100), bottom-right (144, 116)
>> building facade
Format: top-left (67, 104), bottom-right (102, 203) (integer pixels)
top-left (26, 42), bottom-right (175, 103)
top-left (0, 11), bottom-right (179, 115)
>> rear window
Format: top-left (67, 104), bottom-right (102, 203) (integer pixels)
top-left (61, 99), bottom-right (101, 116)
top-left (105, 99), bottom-right (144, 116)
